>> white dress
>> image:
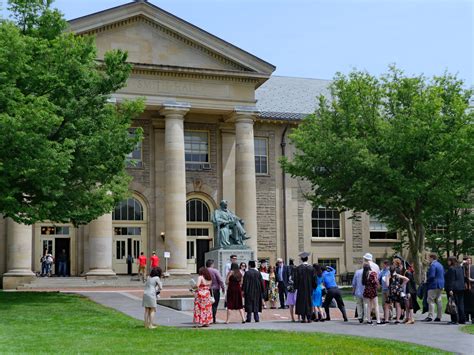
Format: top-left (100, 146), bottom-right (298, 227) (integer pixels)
top-left (142, 276), bottom-right (163, 308)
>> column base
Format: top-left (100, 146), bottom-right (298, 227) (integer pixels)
top-left (2, 272), bottom-right (35, 290)
top-left (85, 268), bottom-right (117, 280)
top-left (167, 268), bottom-right (191, 276)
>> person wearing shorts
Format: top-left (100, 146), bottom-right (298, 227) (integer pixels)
top-left (138, 252), bottom-right (147, 282)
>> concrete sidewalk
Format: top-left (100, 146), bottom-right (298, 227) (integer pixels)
top-left (75, 291), bottom-right (473, 354)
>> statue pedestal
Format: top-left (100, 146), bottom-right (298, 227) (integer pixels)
top-left (205, 248), bottom-right (255, 278)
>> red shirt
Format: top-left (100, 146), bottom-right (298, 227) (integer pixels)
top-left (138, 255), bottom-right (147, 266)
top-left (150, 255), bottom-right (160, 267)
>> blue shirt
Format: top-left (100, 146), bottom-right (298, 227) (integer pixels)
top-left (352, 269), bottom-right (364, 298)
top-left (379, 268), bottom-right (390, 292)
top-left (322, 266), bottom-right (337, 289)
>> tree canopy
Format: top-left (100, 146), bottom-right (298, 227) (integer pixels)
top-left (0, 0), bottom-right (145, 225)
top-left (282, 67), bottom-right (474, 280)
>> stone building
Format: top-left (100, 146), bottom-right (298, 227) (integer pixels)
top-left (0, 1), bottom-right (398, 288)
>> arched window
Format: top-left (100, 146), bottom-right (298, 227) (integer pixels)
top-left (186, 198), bottom-right (210, 222)
top-left (112, 198), bottom-right (144, 221)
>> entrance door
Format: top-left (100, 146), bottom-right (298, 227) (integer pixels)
top-left (40, 238), bottom-right (54, 274)
top-left (186, 239), bottom-right (196, 273)
top-left (114, 238), bottom-right (127, 274)
top-left (187, 238), bottom-right (211, 273)
top-left (196, 239), bottom-right (210, 273)
top-left (54, 238), bottom-right (70, 276)
top-left (113, 236), bottom-right (143, 274)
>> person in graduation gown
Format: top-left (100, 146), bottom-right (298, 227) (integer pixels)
top-left (243, 260), bottom-right (265, 322)
top-left (294, 252), bottom-right (316, 323)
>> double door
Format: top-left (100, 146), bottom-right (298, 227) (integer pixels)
top-left (113, 237), bottom-right (143, 274)
top-left (39, 237), bottom-right (70, 276)
top-left (186, 238), bottom-right (211, 273)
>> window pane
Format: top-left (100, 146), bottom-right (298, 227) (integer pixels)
top-left (312, 207), bottom-right (340, 238)
top-left (113, 198), bottom-right (144, 221)
top-left (185, 131), bottom-right (208, 164)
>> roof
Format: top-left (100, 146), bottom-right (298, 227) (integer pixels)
top-left (256, 76), bottom-right (332, 121)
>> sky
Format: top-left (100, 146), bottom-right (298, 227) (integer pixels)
top-left (1, 0), bottom-right (473, 85)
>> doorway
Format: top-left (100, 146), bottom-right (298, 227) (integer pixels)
top-left (196, 239), bottom-right (210, 273)
top-left (54, 238), bottom-right (70, 276)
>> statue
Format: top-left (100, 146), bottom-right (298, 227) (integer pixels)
top-left (212, 200), bottom-right (250, 248)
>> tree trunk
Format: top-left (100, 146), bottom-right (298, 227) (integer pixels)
top-left (408, 221), bottom-right (426, 284)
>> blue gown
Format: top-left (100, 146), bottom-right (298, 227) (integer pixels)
top-left (312, 275), bottom-right (323, 307)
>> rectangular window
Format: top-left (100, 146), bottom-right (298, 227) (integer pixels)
top-left (41, 226), bottom-right (70, 235)
top-left (369, 216), bottom-right (397, 240)
top-left (133, 240), bottom-right (140, 259)
top-left (185, 131), bottom-right (209, 170)
top-left (114, 227), bottom-right (142, 236)
top-left (254, 137), bottom-right (268, 175)
top-left (186, 228), bottom-right (210, 237)
top-left (311, 207), bottom-right (341, 238)
top-left (42, 240), bottom-right (53, 254)
top-left (116, 240), bottom-right (125, 260)
top-left (187, 241), bottom-right (195, 259)
top-left (318, 258), bottom-right (338, 272)
top-left (126, 128), bottom-right (143, 168)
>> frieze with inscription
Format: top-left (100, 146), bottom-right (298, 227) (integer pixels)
top-left (122, 77), bottom-right (232, 99)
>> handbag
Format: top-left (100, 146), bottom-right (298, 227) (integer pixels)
top-left (445, 295), bottom-right (457, 315)
top-left (209, 289), bottom-right (215, 304)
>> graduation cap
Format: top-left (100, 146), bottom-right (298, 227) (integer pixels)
top-left (259, 259), bottom-right (268, 264)
top-left (299, 251), bottom-right (310, 258)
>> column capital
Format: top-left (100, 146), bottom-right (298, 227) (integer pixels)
top-left (227, 106), bottom-right (259, 123)
top-left (160, 101), bottom-right (191, 117)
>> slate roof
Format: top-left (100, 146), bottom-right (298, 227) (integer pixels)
top-left (256, 76), bottom-right (332, 122)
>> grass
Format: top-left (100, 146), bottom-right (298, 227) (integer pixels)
top-left (0, 292), bottom-right (450, 354)
top-left (460, 324), bottom-right (474, 334)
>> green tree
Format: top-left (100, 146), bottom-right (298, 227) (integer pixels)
top-left (282, 67), bottom-right (474, 281)
top-left (0, 0), bottom-right (144, 225)
top-left (425, 195), bottom-right (474, 261)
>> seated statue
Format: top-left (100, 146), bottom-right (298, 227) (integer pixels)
top-left (212, 200), bottom-right (250, 248)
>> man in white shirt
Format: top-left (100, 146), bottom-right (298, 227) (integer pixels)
top-left (224, 254), bottom-right (237, 277)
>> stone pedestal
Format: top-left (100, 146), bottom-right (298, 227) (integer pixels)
top-left (3, 219), bottom-right (35, 289)
top-left (205, 248), bottom-right (255, 278)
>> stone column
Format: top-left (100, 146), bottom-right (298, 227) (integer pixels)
top-left (233, 109), bottom-right (258, 254)
top-left (86, 213), bottom-right (116, 278)
top-left (3, 218), bottom-right (34, 289)
top-left (160, 102), bottom-right (190, 273)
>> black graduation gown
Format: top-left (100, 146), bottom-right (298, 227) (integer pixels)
top-left (243, 268), bottom-right (264, 313)
top-left (294, 263), bottom-right (316, 316)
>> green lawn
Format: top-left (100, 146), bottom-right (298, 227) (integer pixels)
top-left (461, 324), bottom-right (474, 334)
top-left (0, 292), bottom-right (449, 354)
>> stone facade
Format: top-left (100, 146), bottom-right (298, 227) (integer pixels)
top-left (0, 1), bottom-right (399, 288)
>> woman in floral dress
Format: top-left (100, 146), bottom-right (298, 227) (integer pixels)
top-left (193, 267), bottom-right (213, 327)
top-left (268, 266), bottom-right (279, 309)
top-left (362, 264), bottom-right (381, 324)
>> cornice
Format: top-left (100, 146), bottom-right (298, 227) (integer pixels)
top-left (128, 64), bottom-right (264, 85)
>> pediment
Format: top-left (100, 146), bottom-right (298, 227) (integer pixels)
top-left (68, 1), bottom-right (275, 75)
top-left (93, 16), bottom-right (244, 71)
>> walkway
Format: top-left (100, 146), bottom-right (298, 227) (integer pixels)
top-left (75, 290), bottom-right (473, 354)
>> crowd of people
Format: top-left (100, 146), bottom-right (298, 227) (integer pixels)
top-left (141, 251), bottom-right (474, 329)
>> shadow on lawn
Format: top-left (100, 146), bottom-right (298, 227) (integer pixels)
top-left (0, 291), bottom-right (83, 309)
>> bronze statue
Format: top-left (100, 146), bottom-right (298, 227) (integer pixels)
top-left (212, 200), bottom-right (250, 248)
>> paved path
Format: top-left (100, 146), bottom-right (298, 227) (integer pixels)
top-left (75, 291), bottom-right (473, 354)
